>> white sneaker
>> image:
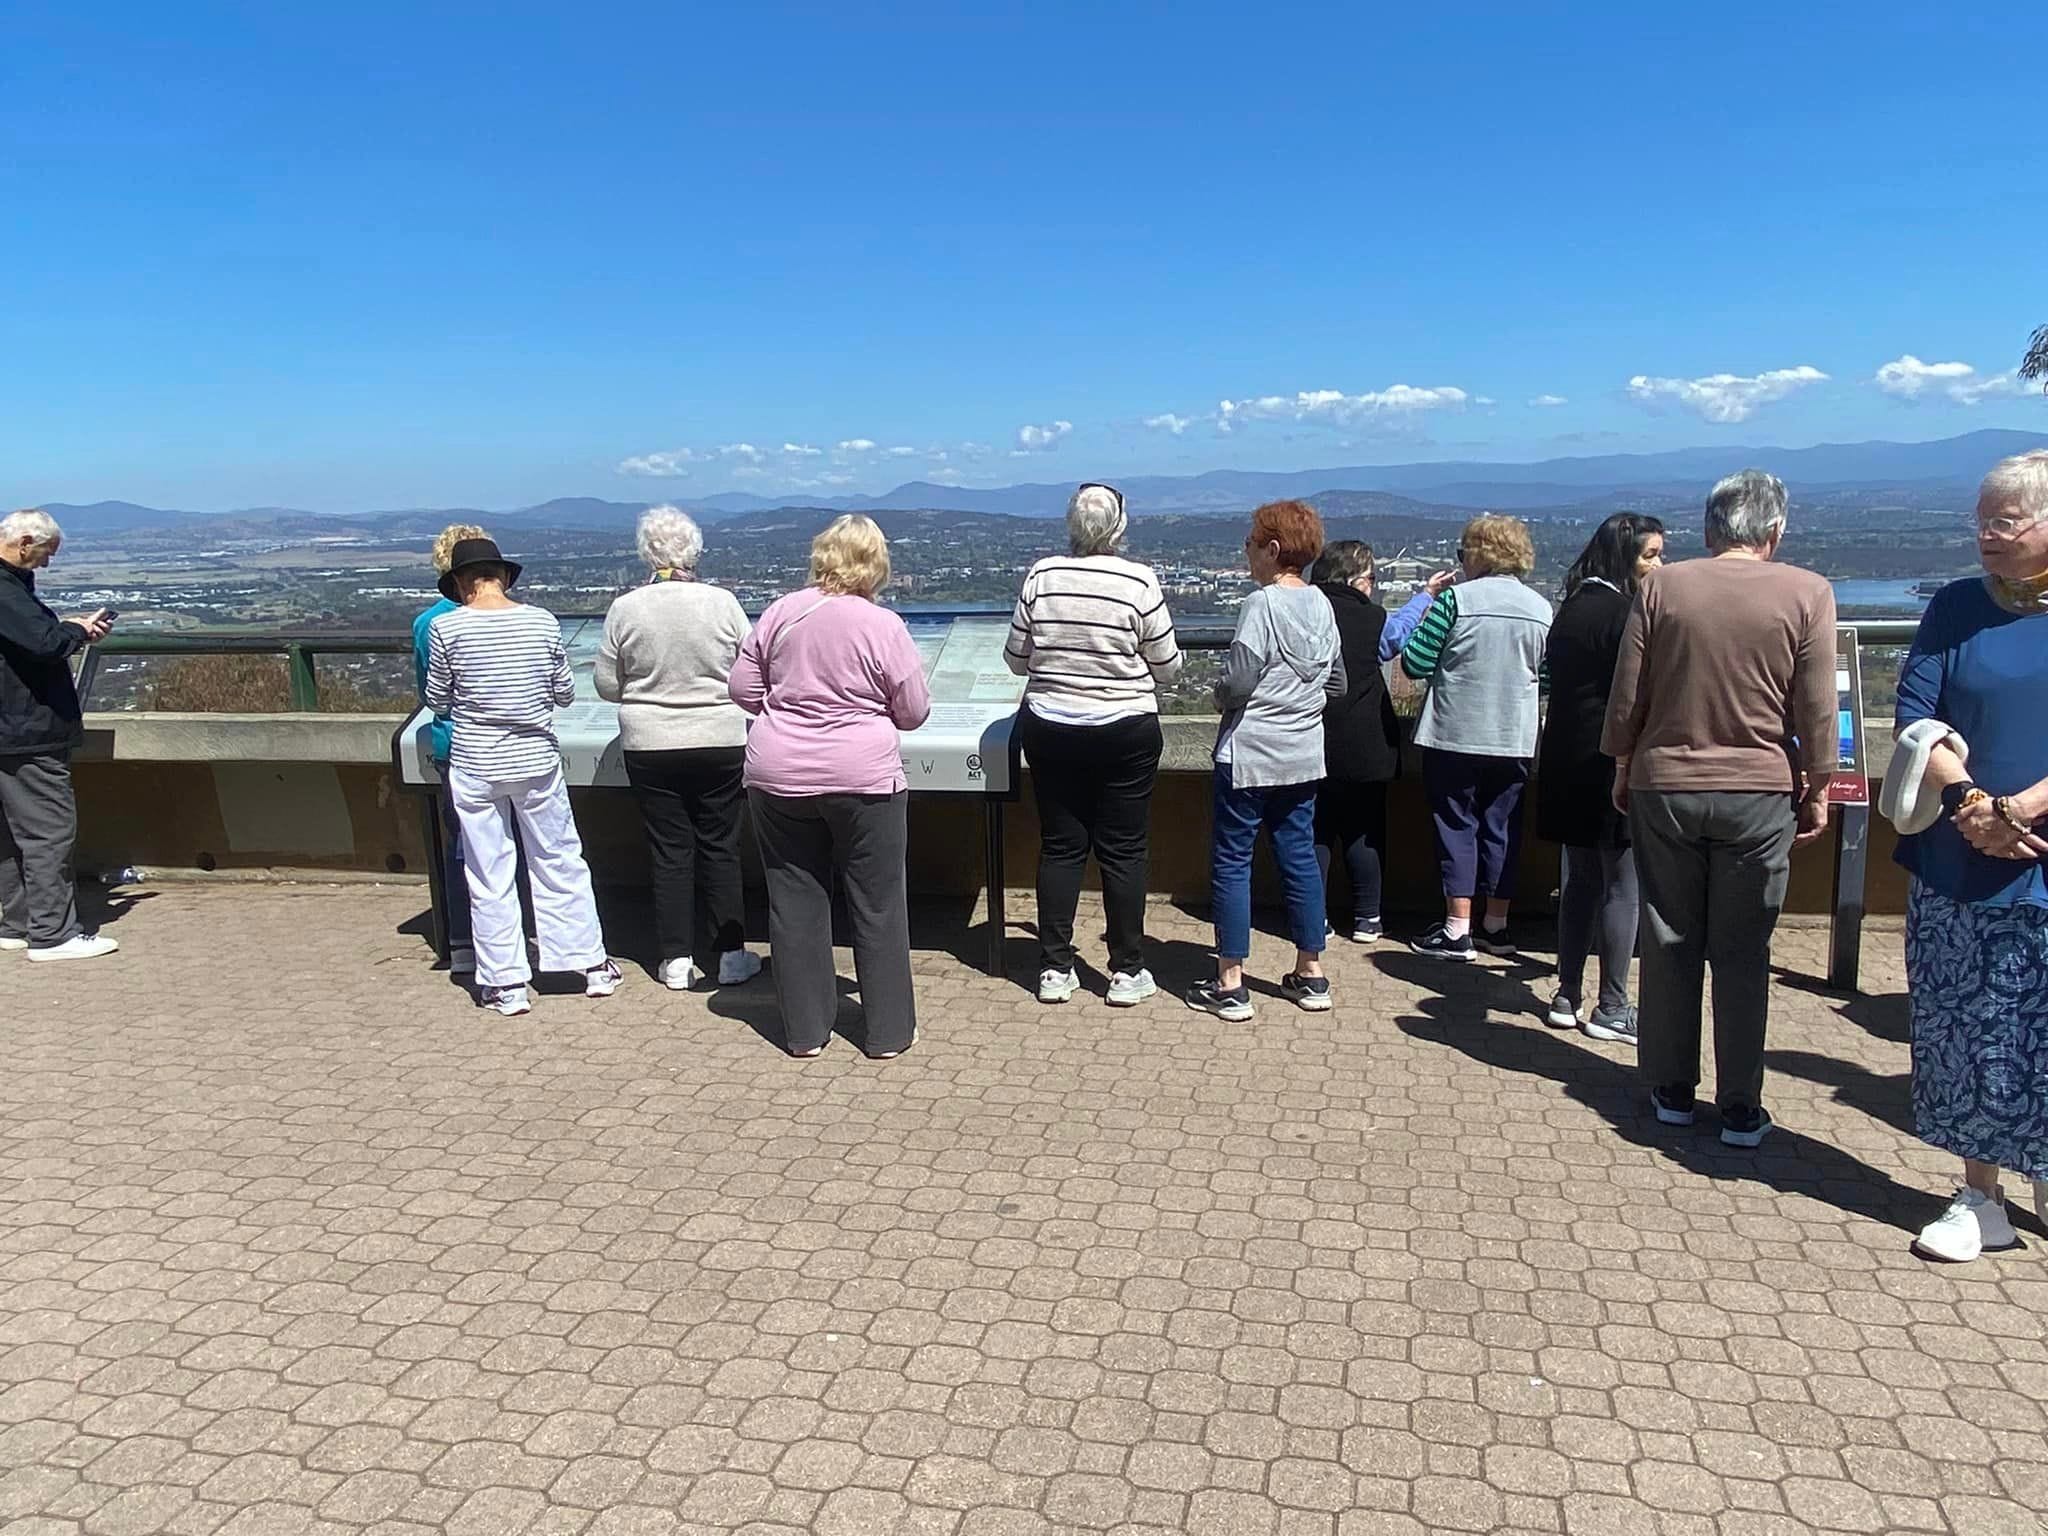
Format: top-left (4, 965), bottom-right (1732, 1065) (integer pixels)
top-left (585, 961), bottom-right (623, 999)
top-left (0, 936), bottom-right (27, 952)
top-left (1106, 969), bottom-right (1157, 1007)
top-left (25, 933), bottom-right (119, 963)
top-left (1913, 1186), bottom-right (2018, 1263)
top-left (484, 986), bottom-right (531, 1017)
top-left (717, 949), bottom-right (764, 987)
top-left (449, 946), bottom-right (476, 973)
top-left (659, 958), bottom-right (702, 991)
top-left (1038, 967), bottom-right (1079, 1004)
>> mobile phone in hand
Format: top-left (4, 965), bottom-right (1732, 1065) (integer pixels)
top-left (99, 609), bottom-right (120, 625)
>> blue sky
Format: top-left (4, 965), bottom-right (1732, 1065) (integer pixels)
top-left (4, 1), bottom-right (2045, 512)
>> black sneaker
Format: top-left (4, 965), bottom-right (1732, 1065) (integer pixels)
top-left (1281, 973), bottom-right (1332, 1012)
top-left (1583, 1004), bottom-right (1638, 1046)
top-left (1472, 925), bottom-right (1517, 958)
top-left (1185, 979), bottom-right (1254, 1022)
top-left (1409, 924), bottom-right (1476, 962)
top-left (1348, 918), bottom-right (1383, 944)
top-left (1651, 1084), bottom-right (1696, 1126)
top-left (1720, 1104), bottom-right (1774, 1148)
top-left (1546, 991), bottom-right (1580, 1029)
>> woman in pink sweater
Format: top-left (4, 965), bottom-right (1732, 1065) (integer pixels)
top-left (730, 515), bottom-right (932, 1059)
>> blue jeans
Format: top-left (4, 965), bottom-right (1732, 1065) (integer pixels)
top-left (1211, 770), bottom-right (1325, 962)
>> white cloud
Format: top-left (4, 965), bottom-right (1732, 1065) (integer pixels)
top-left (836, 438), bottom-right (878, 453)
top-left (1624, 365), bottom-right (1828, 424)
top-left (1013, 420), bottom-right (1073, 453)
top-left (618, 448), bottom-right (710, 477)
top-left (1145, 413), bottom-right (1193, 436)
top-left (1875, 354), bottom-right (2029, 406)
top-left (1528, 394), bottom-right (1569, 408)
top-left (781, 442), bottom-right (822, 457)
top-left (1473, 396), bottom-right (1498, 408)
top-left (886, 445), bottom-right (920, 458)
top-left (1215, 385), bottom-right (1470, 434)
top-left (719, 442), bottom-right (765, 463)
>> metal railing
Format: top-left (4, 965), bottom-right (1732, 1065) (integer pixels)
top-left (73, 611), bottom-right (1928, 714)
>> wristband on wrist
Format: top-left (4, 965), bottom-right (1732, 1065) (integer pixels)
top-left (1993, 796), bottom-right (2034, 834)
top-left (1939, 781), bottom-right (1982, 816)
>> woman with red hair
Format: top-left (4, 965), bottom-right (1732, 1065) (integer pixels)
top-left (1188, 500), bottom-right (1344, 1021)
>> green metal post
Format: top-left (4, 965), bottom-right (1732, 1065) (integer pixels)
top-left (287, 645), bottom-right (319, 710)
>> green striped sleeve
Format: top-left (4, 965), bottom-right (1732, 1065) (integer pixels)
top-left (1399, 589), bottom-right (1458, 680)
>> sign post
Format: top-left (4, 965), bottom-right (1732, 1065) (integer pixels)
top-left (1827, 626), bottom-right (1870, 991)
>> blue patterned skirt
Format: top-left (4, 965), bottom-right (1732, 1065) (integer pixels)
top-left (1906, 881), bottom-right (2048, 1179)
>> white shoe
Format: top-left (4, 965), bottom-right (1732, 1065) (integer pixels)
top-left (585, 960), bottom-right (624, 999)
top-left (25, 933), bottom-right (119, 963)
top-left (1913, 1186), bottom-right (2018, 1263)
top-left (659, 958), bottom-right (702, 990)
top-left (0, 936), bottom-right (27, 952)
top-left (717, 949), bottom-right (764, 987)
top-left (449, 946), bottom-right (476, 973)
top-left (1106, 968), bottom-right (1157, 1007)
top-left (1038, 967), bottom-right (1079, 1004)
top-left (484, 986), bottom-right (531, 1017)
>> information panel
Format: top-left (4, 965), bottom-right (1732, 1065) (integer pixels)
top-left (1827, 625), bottom-right (1869, 807)
top-left (394, 612), bottom-right (1024, 796)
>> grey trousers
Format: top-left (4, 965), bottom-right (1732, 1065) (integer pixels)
top-left (1630, 789), bottom-right (1795, 1110)
top-left (0, 752), bottom-right (84, 949)
top-left (1557, 842), bottom-right (1638, 1015)
top-left (750, 789), bottom-right (916, 1057)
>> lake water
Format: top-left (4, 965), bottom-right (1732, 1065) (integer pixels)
top-left (1830, 578), bottom-right (1941, 610)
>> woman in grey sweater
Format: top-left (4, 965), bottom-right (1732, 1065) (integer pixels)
top-left (595, 507), bottom-right (763, 992)
top-left (1188, 500), bottom-right (1344, 1021)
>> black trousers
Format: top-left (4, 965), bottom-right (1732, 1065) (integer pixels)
top-left (1019, 709), bottom-right (1162, 975)
top-left (749, 789), bottom-right (916, 1057)
top-left (623, 746), bottom-right (747, 967)
top-left (1314, 778), bottom-right (1389, 928)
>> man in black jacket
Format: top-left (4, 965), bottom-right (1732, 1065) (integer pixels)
top-left (0, 508), bottom-right (118, 960)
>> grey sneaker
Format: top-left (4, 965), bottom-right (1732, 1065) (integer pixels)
top-left (1038, 967), bottom-right (1079, 1004)
top-left (1281, 973), bottom-right (1333, 1012)
top-left (1546, 991), bottom-right (1580, 1029)
top-left (1106, 968), bottom-right (1157, 1007)
top-left (1583, 1004), bottom-right (1638, 1046)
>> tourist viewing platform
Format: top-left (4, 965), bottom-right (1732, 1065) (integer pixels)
top-left (7, 608), bottom-right (2047, 1535)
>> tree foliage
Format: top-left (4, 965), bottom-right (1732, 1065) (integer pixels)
top-left (141, 654), bottom-right (409, 713)
top-left (2023, 325), bottom-right (2048, 389)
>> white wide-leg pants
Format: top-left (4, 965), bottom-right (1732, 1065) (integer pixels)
top-left (449, 765), bottom-right (608, 988)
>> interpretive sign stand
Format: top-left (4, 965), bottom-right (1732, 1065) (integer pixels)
top-left (1827, 626), bottom-right (1869, 991)
top-left (393, 614), bottom-right (1025, 976)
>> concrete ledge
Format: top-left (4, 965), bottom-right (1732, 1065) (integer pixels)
top-left (81, 711), bottom-right (408, 764)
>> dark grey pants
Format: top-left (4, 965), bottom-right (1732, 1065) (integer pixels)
top-left (1557, 843), bottom-right (1638, 1015)
top-left (749, 789), bottom-right (916, 1057)
top-left (1630, 789), bottom-right (1795, 1111)
top-left (0, 752), bottom-right (84, 949)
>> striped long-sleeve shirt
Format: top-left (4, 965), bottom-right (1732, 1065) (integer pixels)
top-left (1004, 555), bottom-right (1184, 726)
top-left (423, 603), bottom-right (576, 782)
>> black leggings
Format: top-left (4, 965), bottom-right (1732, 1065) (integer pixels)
top-left (1019, 709), bottom-right (1162, 975)
top-left (1315, 778), bottom-right (1388, 928)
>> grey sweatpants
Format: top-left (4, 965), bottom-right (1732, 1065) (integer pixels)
top-left (1630, 789), bottom-right (1796, 1111)
top-left (750, 789), bottom-right (916, 1058)
top-left (1557, 843), bottom-right (1638, 1015)
top-left (0, 752), bottom-right (83, 949)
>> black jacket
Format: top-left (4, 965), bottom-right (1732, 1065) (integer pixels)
top-left (1535, 580), bottom-right (1631, 847)
top-left (1317, 581), bottom-right (1402, 783)
top-left (0, 561), bottom-right (88, 757)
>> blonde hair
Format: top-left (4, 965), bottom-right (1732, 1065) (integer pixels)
top-left (809, 514), bottom-right (891, 597)
top-left (431, 523), bottom-right (490, 575)
top-left (1460, 513), bottom-right (1536, 577)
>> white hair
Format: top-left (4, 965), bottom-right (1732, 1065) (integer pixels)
top-left (1066, 483), bottom-right (1128, 556)
top-left (1979, 450), bottom-right (2048, 525)
top-left (1703, 469), bottom-right (1788, 552)
top-left (0, 508), bottom-right (61, 553)
top-left (636, 505), bottom-right (704, 571)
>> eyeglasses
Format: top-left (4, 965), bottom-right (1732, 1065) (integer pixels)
top-left (1979, 514), bottom-right (2037, 538)
top-left (1078, 482), bottom-right (1124, 514)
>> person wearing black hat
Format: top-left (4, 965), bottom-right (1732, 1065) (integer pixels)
top-left (422, 538), bottom-right (621, 1015)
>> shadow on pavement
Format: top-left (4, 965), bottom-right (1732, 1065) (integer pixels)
top-left (1376, 948), bottom-right (1946, 1237)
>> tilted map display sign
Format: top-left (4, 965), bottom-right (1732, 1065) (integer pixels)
top-left (393, 613), bottom-right (1025, 793)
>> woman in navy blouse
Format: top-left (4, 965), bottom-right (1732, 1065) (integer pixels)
top-left (1893, 450), bottom-right (2048, 1263)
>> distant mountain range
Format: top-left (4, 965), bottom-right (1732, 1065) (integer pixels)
top-left (38, 427), bottom-right (2043, 536)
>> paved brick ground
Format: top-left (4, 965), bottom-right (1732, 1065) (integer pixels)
top-left (2, 883), bottom-right (2044, 1536)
